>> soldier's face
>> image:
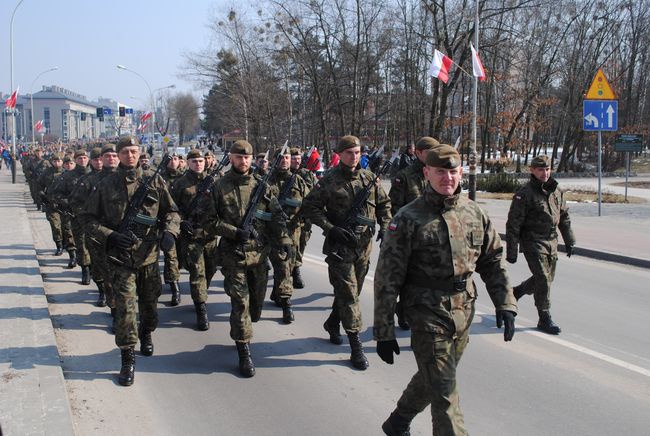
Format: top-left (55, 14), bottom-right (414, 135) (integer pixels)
top-left (188, 157), bottom-right (205, 173)
top-left (51, 159), bottom-right (63, 169)
top-left (91, 157), bottom-right (103, 171)
top-left (118, 146), bottom-right (140, 167)
top-left (290, 155), bottom-right (301, 170)
top-left (179, 159), bottom-right (186, 169)
top-left (531, 166), bottom-right (551, 182)
top-left (278, 154), bottom-right (291, 170)
top-left (75, 155), bottom-right (89, 167)
top-left (102, 152), bottom-right (119, 169)
top-left (257, 158), bottom-right (269, 170)
top-left (64, 161), bottom-right (76, 171)
top-left (205, 155), bottom-right (214, 167)
top-left (231, 153), bottom-right (253, 173)
top-left (424, 165), bottom-right (463, 196)
top-left (139, 158), bottom-right (150, 167)
top-left (168, 155), bottom-right (180, 170)
top-left (340, 146), bottom-right (361, 168)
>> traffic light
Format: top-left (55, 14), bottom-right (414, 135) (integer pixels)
top-left (119, 106), bottom-right (126, 117)
top-left (96, 107), bottom-right (104, 117)
top-left (80, 112), bottom-right (86, 121)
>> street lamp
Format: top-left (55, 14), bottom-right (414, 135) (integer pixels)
top-left (30, 66), bottom-right (58, 146)
top-left (9, 0), bottom-right (25, 158)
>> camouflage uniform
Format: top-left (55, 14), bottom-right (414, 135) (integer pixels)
top-left (37, 161), bottom-right (74, 248)
top-left (506, 173), bottom-right (575, 311)
top-left (374, 183), bottom-right (517, 436)
top-left (84, 164), bottom-right (180, 349)
top-left (161, 166), bottom-right (184, 285)
top-left (27, 156), bottom-right (50, 207)
top-left (293, 167), bottom-right (318, 269)
top-left (389, 159), bottom-right (426, 216)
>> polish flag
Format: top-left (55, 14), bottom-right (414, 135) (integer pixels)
top-left (306, 147), bottom-right (321, 171)
top-left (5, 87), bottom-right (19, 109)
top-left (137, 123), bottom-right (147, 132)
top-left (470, 43), bottom-right (486, 81)
top-left (34, 120), bottom-right (44, 132)
top-left (429, 50), bottom-right (452, 84)
top-left (140, 112), bottom-right (152, 122)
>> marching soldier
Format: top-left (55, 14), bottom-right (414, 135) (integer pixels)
top-left (302, 135), bottom-right (391, 370)
top-left (27, 148), bottom-right (50, 209)
top-left (506, 155), bottom-right (575, 335)
top-left (374, 145), bottom-right (517, 436)
top-left (37, 153), bottom-right (73, 255)
top-left (84, 135), bottom-right (180, 386)
top-left (161, 153), bottom-right (184, 305)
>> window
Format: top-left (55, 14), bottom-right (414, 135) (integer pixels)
top-left (43, 107), bottom-right (50, 131)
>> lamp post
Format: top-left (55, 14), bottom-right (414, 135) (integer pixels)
top-left (30, 66), bottom-right (58, 146)
top-left (9, 0), bottom-right (25, 158)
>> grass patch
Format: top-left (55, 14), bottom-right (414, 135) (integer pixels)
top-left (475, 188), bottom-right (646, 204)
top-left (610, 181), bottom-right (650, 189)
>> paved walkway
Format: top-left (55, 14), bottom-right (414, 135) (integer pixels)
top-left (0, 166), bottom-right (75, 436)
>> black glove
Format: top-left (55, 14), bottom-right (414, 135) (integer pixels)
top-left (506, 253), bottom-right (517, 264)
top-left (376, 230), bottom-right (385, 243)
top-left (159, 231), bottom-right (175, 252)
top-left (496, 310), bottom-right (516, 342)
top-left (329, 226), bottom-right (355, 244)
top-left (180, 220), bottom-right (194, 235)
top-left (108, 231), bottom-right (135, 250)
top-left (235, 228), bottom-right (251, 242)
top-left (376, 340), bottom-right (400, 364)
top-left (566, 245), bottom-right (574, 257)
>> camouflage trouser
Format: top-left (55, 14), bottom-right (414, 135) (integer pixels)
top-left (270, 226), bottom-right (299, 299)
top-left (113, 262), bottom-right (162, 349)
top-left (222, 262), bottom-right (269, 342)
top-left (29, 180), bottom-right (40, 205)
top-left (325, 250), bottom-right (371, 334)
top-left (104, 262), bottom-right (116, 309)
top-left (163, 241), bottom-right (180, 283)
top-left (184, 238), bottom-right (219, 304)
top-left (71, 218), bottom-right (90, 266)
top-left (61, 216), bottom-right (76, 250)
top-left (87, 238), bottom-right (108, 284)
top-left (45, 210), bottom-right (74, 247)
top-left (396, 329), bottom-right (470, 436)
top-left (517, 251), bottom-right (557, 311)
top-left (295, 220), bottom-right (312, 268)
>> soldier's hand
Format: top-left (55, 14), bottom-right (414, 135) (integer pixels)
top-left (566, 245), bottom-right (574, 258)
top-left (329, 226), bottom-right (355, 244)
top-left (235, 228), bottom-right (251, 242)
top-left (108, 231), bottom-right (135, 250)
top-left (160, 231), bottom-right (175, 252)
top-left (376, 340), bottom-right (400, 364)
top-left (180, 220), bottom-right (194, 235)
top-left (496, 310), bottom-right (516, 341)
top-left (376, 230), bottom-right (385, 244)
top-left (506, 253), bottom-right (517, 264)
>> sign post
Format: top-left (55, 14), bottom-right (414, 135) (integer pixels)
top-left (614, 134), bottom-right (644, 202)
top-left (583, 69), bottom-right (617, 216)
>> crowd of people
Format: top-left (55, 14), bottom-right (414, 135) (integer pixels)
top-left (19, 134), bottom-right (574, 436)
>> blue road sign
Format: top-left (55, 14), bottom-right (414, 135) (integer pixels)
top-left (583, 100), bottom-right (618, 131)
top-left (103, 107), bottom-right (113, 115)
top-left (125, 108), bottom-right (133, 114)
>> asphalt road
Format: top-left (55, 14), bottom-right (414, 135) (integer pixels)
top-left (29, 209), bottom-right (650, 436)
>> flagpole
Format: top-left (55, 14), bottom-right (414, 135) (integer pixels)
top-left (9, 0), bottom-right (25, 162)
top-left (469, 0), bottom-right (479, 201)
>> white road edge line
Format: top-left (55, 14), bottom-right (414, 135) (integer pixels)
top-left (303, 254), bottom-right (650, 378)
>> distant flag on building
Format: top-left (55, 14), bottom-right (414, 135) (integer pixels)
top-left (34, 120), bottom-right (44, 132)
top-left (470, 43), bottom-right (486, 81)
top-left (137, 123), bottom-right (147, 132)
top-left (305, 147), bottom-right (321, 171)
top-left (429, 50), bottom-right (452, 84)
top-left (5, 87), bottom-right (19, 109)
top-left (140, 112), bottom-right (152, 123)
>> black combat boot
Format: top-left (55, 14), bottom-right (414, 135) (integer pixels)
top-left (139, 326), bottom-right (154, 356)
top-left (537, 310), bottom-right (561, 335)
top-left (280, 298), bottom-right (294, 324)
top-left (195, 302), bottom-right (210, 331)
top-left (118, 347), bottom-right (135, 387)
top-left (236, 342), bottom-right (255, 378)
top-left (513, 284), bottom-right (526, 300)
top-left (382, 410), bottom-right (412, 436)
top-left (81, 265), bottom-right (91, 285)
top-left (396, 301), bottom-right (410, 330)
top-left (54, 240), bottom-right (63, 256)
top-left (66, 249), bottom-right (77, 269)
top-left (347, 332), bottom-right (369, 370)
top-left (95, 281), bottom-right (106, 307)
top-left (269, 287), bottom-right (281, 307)
top-left (169, 282), bottom-right (181, 306)
top-left (323, 313), bottom-right (343, 345)
top-left (292, 267), bottom-right (305, 289)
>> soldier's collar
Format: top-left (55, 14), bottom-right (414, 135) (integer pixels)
top-left (424, 184), bottom-right (460, 209)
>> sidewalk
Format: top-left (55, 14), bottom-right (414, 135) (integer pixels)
top-left (0, 166), bottom-right (75, 436)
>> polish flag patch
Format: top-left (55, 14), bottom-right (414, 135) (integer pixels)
top-left (388, 222), bottom-right (398, 231)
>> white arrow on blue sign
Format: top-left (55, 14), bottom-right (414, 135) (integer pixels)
top-left (583, 100), bottom-right (618, 131)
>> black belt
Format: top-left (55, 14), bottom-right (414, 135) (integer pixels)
top-left (405, 274), bottom-right (472, 293)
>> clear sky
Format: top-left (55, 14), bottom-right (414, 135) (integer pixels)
top-left (1, 0), bottom-right (232, 110)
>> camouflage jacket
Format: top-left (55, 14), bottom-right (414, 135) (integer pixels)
top-left (37, 166), bottom-right (65, 203)
top-left (294, 167), bottom-right (318, 191)
top-left (162, 166), bottom-right (184, 194)
top-left (388, 159), bottom-right (426, 215)
top-left (172, 170), bottom-right (216, 241)
top-left (270, 168), bottom-right (309, 235)
top-left (84, 165), bottom-right (180, 268)
top-left (27, 158), bottom-right (50, 182)
top-left (206, 168), bottom-right (289, 268)
top-left (302, 165), bottom-right (391, 258)
top-left (506, 176), bottom-right (575, 257)
top-left (52, 165), bottom-right (90, 211)
top-left (374, 185), bottom-right (516, 341)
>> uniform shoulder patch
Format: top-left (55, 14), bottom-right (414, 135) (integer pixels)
top-left (388, 221), bottom-right (398, 231)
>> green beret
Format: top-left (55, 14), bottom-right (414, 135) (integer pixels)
top-left (101, 143), bottom-right (117, 155)
top-left (74, 149), bottom-right (88, 159)
top-left (425, 145), bottom-right (461, 169)
top-left (530, 155), bottom-right (551, 168)
top-left (336, 135), bottom-right (361, 153)
top-left (290, 147), bottom-right (301, 156)
top-left (116, 135), bottom-right (139, 152)
top-left (187, 149), bottom-right (203, 160)
top-left (90, 147), bottom-right (102, 159)
top-left (415, 136), bottom-right (440, 151)
top-left (139, 152), bottom-right (150, 159)
top-left (50, 153), bottom-right (63, 161)
top-left (256, 152), bottom-right (267, 160)
top-left (231, 140), bottom-right (253, 156)
top-left (63, 155), bottom-right (73, 163)
top-left (204, 150), bottom-right (214, 157)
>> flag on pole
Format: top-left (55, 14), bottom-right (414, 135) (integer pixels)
top-left (305, 147), bottom-right (321, 171)
top-left (140, 112), bottom-right (152, 122)
top-left (470, 43), bottom-right (486, 81)
top-left (5, 87), bottom-right (19, 109)
top-left (429, 50), bottom-right (452, 84)
top-left (137, 123), bottom-right (147, 132)
top-left (34, 120), bottom-right (44, 132)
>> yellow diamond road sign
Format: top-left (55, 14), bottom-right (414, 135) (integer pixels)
top-left (586, 69), bottom-right (616, 100)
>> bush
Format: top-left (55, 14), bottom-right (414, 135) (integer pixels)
top-left (463, 173), bottom-right (521, 193)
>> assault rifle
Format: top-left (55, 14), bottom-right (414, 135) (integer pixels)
top-left (366, 145), bottom-right (385, 174)
top-left (330, 159), bottom-right (393, 261)
top-left (182, 153), bottom-right (230, 234)
top-left (108, 153), bottom-right (172, 265)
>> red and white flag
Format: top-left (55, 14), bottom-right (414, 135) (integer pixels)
top-left (140, 112), bottom-right (152, 123)
top-left (137, 123), bottom-right (147, 132)
top-left (5, 87), bottom-right (19, 109)
top-left (429, 50), bottom-right (452, 84)
top-left (305, 147), bottom-right (321, 172)
top-left (34, 120), bottom-right (44, 132)
top-left (470, 43), bottom-right (486, 81)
